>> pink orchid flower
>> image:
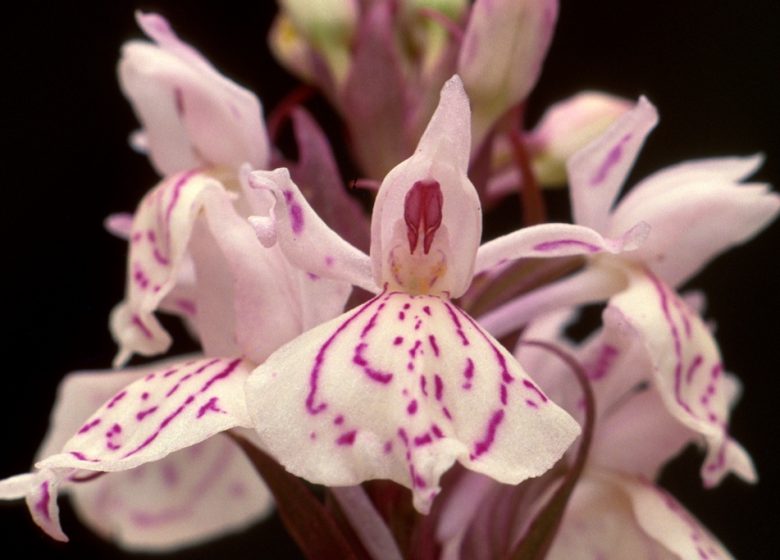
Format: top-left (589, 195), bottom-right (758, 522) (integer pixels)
top-left (244, 75), bottom-right (647, 512)
top-left (481, 97), bottom-right (778, 486)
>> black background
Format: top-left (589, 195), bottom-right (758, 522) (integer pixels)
top-left (2, 1), bottom-right (778, 558)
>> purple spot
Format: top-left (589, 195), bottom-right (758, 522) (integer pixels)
top-left (162, 367), bottom-right (179, 378)
top-left (334, 415), bottom-right (344, 425)
top-left (420, 375), bottom-right (428, 396)
top-left (353, 342), bottom-right (394, 384)
top-left (141, 392), bottom-right (150, 401)
top-left (409, 340), bottom-right (422, 359)
top-left (423, 306), bottom-right (432, 316)
top-left (686, 355), bottom-right (704, 384)
top-left (383, 441), bottom-right (393, 454)
top-left (589, 133), bottom-right (631, 186)
top-left (325, 256), bottom-right (334, 267)
top-left (434, 375), bottom-right (444, 401)
top-left (471, 410), bottom-right (505, 459)
top-left (107, 390), bottom-right (127, 409)
top-left (34, 482), bottom-right (51, 522)
top-left (442, 406), bottom-right (452, 420)
top-left (398, 311), bottom-right (406, 321)
top-left (78, 418), bottom-right (101, 434)
top-left (407, 400), bottom-right (418, 415)
top-left (588, 344), bottom-right (619, 381)
top-left (152, 248), bottom-right (170, 266)
top-left (310, 432), bottom-right (317, 440)
top-left (290, 204), bottom-right (304, 234)
top-left (131, 314), bottom-right (154, 339)
top-left (135, 406), bottom-right (157, 422)
top-left (533, 239), bottom-right (601, 253)
top-left (500, 384), bottom-right (508, 405)
top-left (428, 335), bottom-right (440, 357)
top-left (307, 272), bottom-right (320, 281)
top-left (431, 424), bottom-right (444, 438)
top-left (196, 396), bottom-right (223, 418)
top-left (525, 399), bottom-right (538, 409)
top-left (162, 463), bottom-right (179, 486)
top-left (414, 433), bottom-right (432, 447)
top-left (393, 336), bottom-right (404, 346)
top-left (522, 379), bottom-right (548, 403)
top-left (414, 319), bottom-right (422, 330)
top-left (337, 430), bottom-right (357, 446)
top-left (462, 358), bottom-right (474, 389)
top-left (403, 303), bottom-right (411, 310)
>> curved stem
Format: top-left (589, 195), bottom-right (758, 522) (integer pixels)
top-left (509, 339), bottom-right (596, 560)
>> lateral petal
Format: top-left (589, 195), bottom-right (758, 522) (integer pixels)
top-left (110, 171), bottom-right (224, 366)
top-left (247, 168), bottom-right (376, 293)
top-left (246, 291), bottom-right (579, 513)
top-left (605, 268), bottom-right (757, 486)
top-left (120, 12), bottom-right (269, 175)
top-left (474, 221), bottom-right (649, 276)
top-left (567, 97), bottom-right (658, 232)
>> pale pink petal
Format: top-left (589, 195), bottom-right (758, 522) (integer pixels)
top-left (371, 76), bottom-right (482, 298)
top-left (119, 12), bottom-right (269, 175)
top-left (194, 188), bottom-right (351, 363)
top-left (330, 486), bottom-right (404, 560)
top-left (606, 268), bottom-right (757, 486)
top-left (621, 474), bottom-right (735, 559)
top-left (247, 168), bottom-right (376, 293)
top-left (104, 212), bottom-right (134, 240)
top-left (246, 291), bottom-right (579, 513)
top-left (609, 163), bottom-right (780, 286)
top-left (0, 471), bottom-right (68, 543)
top-left (547, 474), bottom-right (677, 560)
top-left (474, 221), bottom-right (649, 276)
top-left (38, 357), bottom-right (253, 473)
top-left (567, 97), bottom-right (658, 232)
top-left (110, 171), bottom-right (224, 366)
top-left (69, 435), bottom-right (271, 551)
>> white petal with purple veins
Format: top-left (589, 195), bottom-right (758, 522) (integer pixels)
top-left (246, 291), bottom-right (579, 513)
top-left (567, 97), bottom-right (658, 232)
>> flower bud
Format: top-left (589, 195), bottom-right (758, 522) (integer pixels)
top-left (528, 92), bottom-right (633, 186)
top-left (458, 0), bottom-right (559, 146)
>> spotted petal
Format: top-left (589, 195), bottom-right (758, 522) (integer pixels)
top-left (567, 96), bottom-right (658, 232)
top-left (110, 171), bottom-right (224, 366)
top-left (119, 12), bottom-right (269, 175)
top-left (246, 291), bottom-right (579, 513)
top-left (605, 268), bottom-right (756, 486)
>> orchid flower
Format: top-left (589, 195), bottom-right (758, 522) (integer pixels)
top-left (244, 75), bottom-right (650, 512)
top-left (437, 309), bottom-right (738, 559)
top-left (0, 13), bottom-right (356, 550)
top-left (480, 96), bottom-right (779, 487)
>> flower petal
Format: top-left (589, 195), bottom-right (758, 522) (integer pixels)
top-left (605, 268), bottom-right (757, 486)
top-left (371, 76), bottom-right (482, 298)
top-left (247, 167), bottom-right (376, 293)
top-left (193, 187), bottom-right (352, 363)
top-left (246, 291), bottom-right (579, 513)
top-left (609, 158), bottom-right (780, 286)
top-left (38, 357), bottom-right (253, 473)
top-left (110, 171), bottom-right (224, 366)
top-left (620, 474), bottom-right (735, 559)
top-left (567, 96), bottom-right (658, 232)
top-left (0, 471), bottom-right (67, 543)
top-left (474, 221), bottom-right (649, 276)
top-left (68, 435), bottom-right (271, 551)
top-left (119, 12), bottom-right (269, 175)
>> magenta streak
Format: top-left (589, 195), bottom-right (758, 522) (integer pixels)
top-left (471, 410), bottom-right (505, 459)
top-left (686, 355), bottom-right (704, 384)
top-left (442, 302), bottom-right (469, 346)
top-left (589, 133), bottom-right (631, 186)
top-left (353, 342), bottom-right (394, 383)
top-left (671, 296), bottom-right (693, 338)
top-left (70, 451), bottom-right (97, 462)
top-left (164, 169), bottom-right (198, 226)
top-left (455, 306), bottom-right (513, 383)
top-left (162, 368), bottom-right (179, 378)
top-left (428, 335), bottom-right (440, 357)
top-left (337, 431), bottom-right (357, 446)
top-left (647, 270), bottom-right (692, 414)
top-left (423, 306), bottom-right (432, 316)
top-left (431, 424), bottom-right (444, 438)
top-left (462, 358), bottom-right (475, 389)
top-left (407, 400), bottom-right (418, 415)
top-left (399, 311), bottom-right (406, 321)
top-left (588, 344), bottom-right (619, 381)
top-left (533, 239), bottom-right (602, 253)
top-left (414, 319), bottom-right (422, 330)
top-left (107, 390), bottom-right (127, 409)
top-left (711, 364), bottom-right (722, 379)
top-left (131, 314), bottom-right (154, 339)
top-left (307, 294), bottom-right (384, 414)
top-left (434, 375), bottom-right (444, 401)
top-left (360, 304), bottom-right (385, 338)
top-left (334, 415), bottom-right (344, 425)
top-left (122, 359), bottom-right (242, 458)
top-left (442, 406), bottom-right (452, 420)
top-left (136, 406), bottom-right (158, 421)
top-left (397, 428), bottom-right (426, 488)
top-left (420, 375), bottom-right (428, 396)
top-left (78, 418), bottom-right (101, 434)
top-left (522, 379), bottom-right (548, 403)
top-left (166, 358), bottom-right (222, 397)
top-left (500, 384), bottom-right (508, 405)
top-left (393, 336), bottom-right (404, 346)
top-left (197, 397), bottom-right (223, 418)
top-left (414, 433), bottom-right (432, 447)
top-left (525, 399), bottom-right (538, 409)
top-left (152, 247), bottom-right (170, 266)
top-left (409, 340), bottom-right (422, 359)
top-left (34, 482), bottom-right (51, 522)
